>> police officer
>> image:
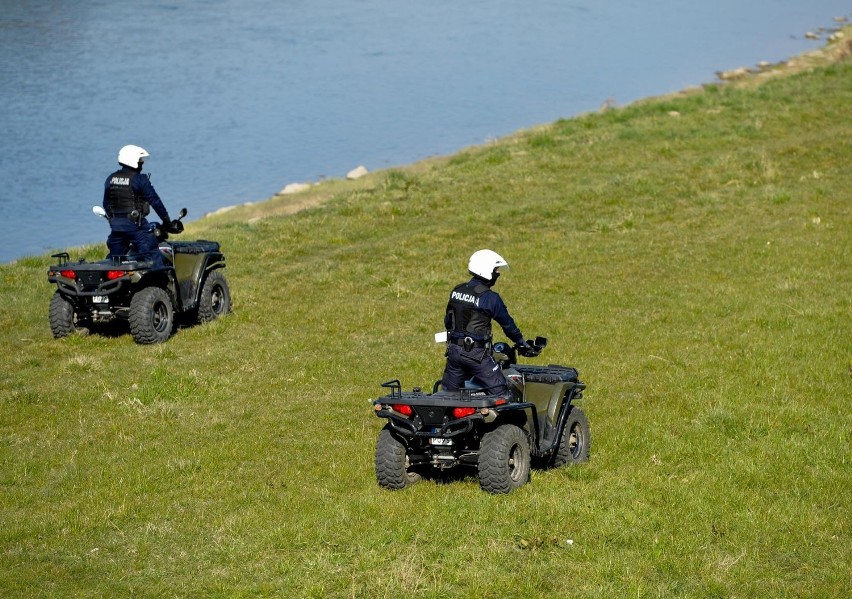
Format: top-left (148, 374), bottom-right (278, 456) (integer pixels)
top-left (103, 145), bottom-right (171, 265)
top-left (441, 249), bottom-right (531, 395)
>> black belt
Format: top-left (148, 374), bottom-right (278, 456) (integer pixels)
top-left (451, 336), bottom-right (491, 349)
top-left (109, 211), bottom-right (143, 226)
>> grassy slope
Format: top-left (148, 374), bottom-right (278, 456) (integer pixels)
top-left (1, 37), bottom-right (850, 597)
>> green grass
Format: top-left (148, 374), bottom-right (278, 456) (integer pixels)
top-left (2, 40), bottom-right (851, 597)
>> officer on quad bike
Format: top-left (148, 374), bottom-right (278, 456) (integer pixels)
top-left (103, 145), bottom-right (172, 265)
top-left (441, 249), bottom-right (535, 395)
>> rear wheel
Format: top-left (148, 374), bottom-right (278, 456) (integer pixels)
top-left (129, 286), bottom-right (174, 344)
top-left (49, 291), bottom-right (81, 338)
top-left (375, 427), bottom-right (422, 489)
top-left (198, 269), bottom-right (231, 323)
top-left (553, 406), bottom-right (591, 467)
top-left (478, 424), bottom-right (531, 493)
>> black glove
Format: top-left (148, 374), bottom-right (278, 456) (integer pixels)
top-left (518, 340), bottom-right (541, 357)
top-left (166, 219), bottom-right (184, 234)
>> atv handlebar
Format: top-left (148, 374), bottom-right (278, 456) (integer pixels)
top-left (517, 336), bottom-right (547, 358)
top-left (164, 219), bottom-right (184, 234)
top-left (153, 208), bottom-right (188, 241)
top-left (493, 336), bottom-right (547, 365)
top-left (517, 344), bottom-right (541, 358)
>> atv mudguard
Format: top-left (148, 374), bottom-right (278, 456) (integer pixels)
top-left (169, 241), bottom-right (225, 312)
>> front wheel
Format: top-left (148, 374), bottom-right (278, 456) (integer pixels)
top-left (553, 406), bottom-right (591, 467)
top-left (478, 424), bottom-right (531, 494)
top-left (375, 427), bottom-right (422, 490)
top-left (198, 269), bottom-right (231, 323)
top-left (129, 286), bottom-right (175, 344)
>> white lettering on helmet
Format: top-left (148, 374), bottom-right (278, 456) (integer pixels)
top-left (451, 291), bottom-right (480, 307)
top-left (110, 177), bottom-right (130, 186)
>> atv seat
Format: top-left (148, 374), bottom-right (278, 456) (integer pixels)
top-left (110, 252), bottom-right (151, 267)
top-left (431, 378), bottom-right (510, 399)
top-left (432, 378), bottom-right (488, 392)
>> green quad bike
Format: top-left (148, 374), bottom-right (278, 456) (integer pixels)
top-left (47, 207), bottom-right (231, 344)
top-left (372, 337), bottom-right (589, 494)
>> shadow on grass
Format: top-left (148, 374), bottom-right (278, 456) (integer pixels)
top-left (416, 465), bottom-right (480, 487)
top-left (73, 312), bottom-right (208, 342)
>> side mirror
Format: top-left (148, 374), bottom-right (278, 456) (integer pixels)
top-left (533, 336), bottom-right (548, 349)
top-left (92, 206), bottom-right (107, 218)
top-left (178, 208), bottom-right (188, 219)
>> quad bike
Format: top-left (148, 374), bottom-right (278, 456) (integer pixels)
top-left (47, 207), bottom-right (230, 344)
top-left (372, 337), bottom-right (589, 494)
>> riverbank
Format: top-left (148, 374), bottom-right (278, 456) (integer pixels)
top-left (193, 22), bottom-right (852, 230)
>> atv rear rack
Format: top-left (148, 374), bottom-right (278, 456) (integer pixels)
top-left (379, 380), bottom-right (503, 404)
top-left (51, 252), bottom-right (70, 266)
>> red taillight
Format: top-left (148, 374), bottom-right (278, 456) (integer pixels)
top-left (392, 404), bottom-right (413, 416)
top-left (452, 407), bottom-right (477, 419)
top-left (60, 270), bottom-right (76, 279)
top-left (106, 270), bottom-right (126, 280)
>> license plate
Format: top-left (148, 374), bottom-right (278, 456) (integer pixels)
top-left (429, 437), bottom-right (453, 446)
top-left (93, 296), bottom-right (108, 303)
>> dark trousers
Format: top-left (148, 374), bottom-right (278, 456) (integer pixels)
top-left (441, 343), bottom-right (508, 395)
top-left (107, 226), bottom-right (162, 266)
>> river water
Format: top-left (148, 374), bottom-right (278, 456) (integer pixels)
top-left (1, 0), bottom-right (848, 263)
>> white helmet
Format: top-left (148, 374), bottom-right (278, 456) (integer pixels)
top-left (117, 144), bottom-right (149, 169)
top-left (468, 249), bottom-right (509, 280)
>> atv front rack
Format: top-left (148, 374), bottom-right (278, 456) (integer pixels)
top-left (171, 240), bottom-right (221, 254)
top-left (514, 364), bottom-right (579, 383)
